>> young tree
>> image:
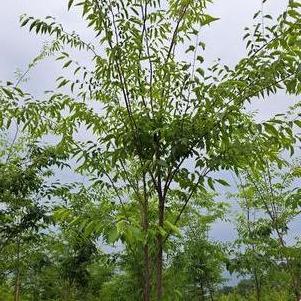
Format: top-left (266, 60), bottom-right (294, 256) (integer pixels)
top-left (231, 161), bottom-right (301, 300)
top-left (1, 0), bottom-right (301, 299)
top-left (0, 142), bottom-right (46, 300)
top-left (52, 185), bottom-right (115, 300)
top-left (165, 195), bottom-right (227, 301)
top-left (0, 131), bottom-right (70, 301)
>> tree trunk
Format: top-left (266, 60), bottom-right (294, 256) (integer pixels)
top-left (155, 131), bottom-right (164, 301)
top-left (14, 271), bottom-right (20, 301)
top-left (142, 192), bottom-right (151, 301)
top-left (292, 276), bottom-right (300, 301)
top-left (156, 235), bottom-right (163, 300)
top-left (63, 281), bottom-right (71, 301)
top-left (294, 290), bottom-right (300, 301)
top-left (199, 281), bottom-right (205, 301)
top-left (208, 281), bottom-right (214, 301)
top-left (14, 238), bottom-right (21, 301)
top-left (156, 196), bottom-right (164, 300)
top-left (253, 269), bottom-right (261, 301)
top-left (143, 244), bottom-right (151, 301)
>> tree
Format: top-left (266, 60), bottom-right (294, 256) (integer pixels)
top-left (1, 0), bottom-right (301, 299)
top-left (0, 131), bottom-right (69, 301)
top-left (231, 161), bottom-right (301, 300)
top-left (0, 140), bottom-right (44, 300)
top-left (165, 196), bottom-right (227, 301)
top-left (52, 185), bottom-right (115, 300)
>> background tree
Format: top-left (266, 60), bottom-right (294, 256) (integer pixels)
top-left (0, 131), bottom-right (69, 301)
top-left (230, 160), bottom-right (301, 301)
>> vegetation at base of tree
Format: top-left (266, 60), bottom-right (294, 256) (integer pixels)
top-left (0, 0), bottom-right (301, 300)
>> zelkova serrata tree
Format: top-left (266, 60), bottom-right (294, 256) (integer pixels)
top-left (1, 0), bottom-right (301, 299)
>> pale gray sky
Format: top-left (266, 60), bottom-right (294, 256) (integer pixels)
top-left (0, 0), bottom-right (299, 243)
top-left (0, 0), bottom-right (296, 119)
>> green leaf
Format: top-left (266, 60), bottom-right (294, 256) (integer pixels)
top-left (84, 221), bottom-right (96, 236)
top-left (294, 120), bottom-right (301, 128)
top-left (185, 45), bottom-right (195, 53)
top-left (63, 60), bottom-right (72, 68)
top-left (253, 10), bottom-right (260, 19)
top-left (20, 18), bottom-right (31, 27)
top-left (197, 56), bottom-right (204, 63)
top-left (264, 123), bottom-right (278, 136)
top-left (2, 88), bottom-right (13, 99)
top-left (29, 20), bottom-right (38, 32)
top-left (68, 0), bottom-right (74, 10)
top-left (53, 208), bottom-right (71, 221)
top-left (201, 15), bottom-right (219, 26)
top-left (199, 41), bottom-right (206, 50)
top-left (108, 227), bottom-right (120, 244)
top-left (57, 79), bottom-right (69, 89)
top-left (216, 179), bottom-right (230, 186)
top-left (196, 68), bottom-right (205, 77)
top-left (264, 14), bottom-right (273, 19)
top-left (164, 221), bottom-right (181, 236)
top-left (157, 226), bottom-right (167, 236)
top-left (207, 178), bottom-right (215, 191)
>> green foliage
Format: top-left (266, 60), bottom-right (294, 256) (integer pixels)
top-left (229, 161), bottom-right (301, 300)
top-left (0, 0), bottom-right (301, 300)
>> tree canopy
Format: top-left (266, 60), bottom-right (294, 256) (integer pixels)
top-left (0, 0), bottom-right (301, 300)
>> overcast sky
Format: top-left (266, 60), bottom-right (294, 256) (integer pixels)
top-left (0, 0), bottom-right (300, 243)
top-left (0, 0), bottom-right (297, 118)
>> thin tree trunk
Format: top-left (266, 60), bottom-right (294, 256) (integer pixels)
top-left (63, 281), bottom-right (71, 301)
top-left (200, 281), bottom-right (205, 301)
top-left (245, 193), bottom-right (261, 301)
top-left (208, 281), bottom-right (214, 301)
top-left (253, 269), bottom-right (261, 301)
top-left (155, 131), bottom-right (164, 301)
top-left (154, 132), bottom-right (166, 301)
top-left (156, 240), bottom-right (163, 300)
top-left (292, 274), bottom-right (300, 301)
top-left (294, 288), bottom-right (300, 301)
top-left (142, 184), bottom-right (151, 301)
top-left (156, 195), bottom-right (164, 300)
top-left (14, 238), bottom-right (21, 301)
top-left (14, 271), bottom-right (20, 301)
top-left (143, 244), bottom-right (151, 301)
